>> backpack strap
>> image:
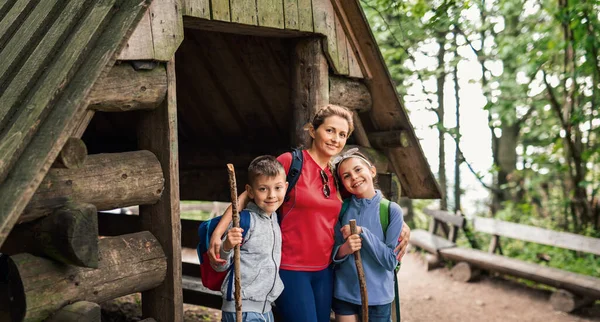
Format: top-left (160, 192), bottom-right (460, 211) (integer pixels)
top-left (338, 198), bottom-right (351, 225)
top-left (285, 148), bottom-right (303, 198)
top-left (379, 197), bottom-right (391, 235)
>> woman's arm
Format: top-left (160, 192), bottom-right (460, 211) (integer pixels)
top-left (394, 222), bottom-right (411, 261)
top-left (208, 190), bottom-right (250, 264)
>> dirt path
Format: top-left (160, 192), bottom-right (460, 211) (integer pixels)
top-left (102, 252), bottom-right (600, 321)
top-left (398, 252), bottom-right (600, 322)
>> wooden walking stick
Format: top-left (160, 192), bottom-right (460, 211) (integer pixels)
top-left (226, 164), bottom-right (243, 321)
top-left (349, 219), bottom-right (368, 322)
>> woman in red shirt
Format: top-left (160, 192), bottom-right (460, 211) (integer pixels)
top-left (209, 105), bottom-right (409, 322)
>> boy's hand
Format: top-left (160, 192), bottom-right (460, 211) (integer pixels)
top-left (340, 224), bottom-right (362, 239)
top-left (223, 227), bottom-right (244, 252)
top-left (394, 222), bottom-right (411, 261)
top-left (344, 234), bottom-right (362, 253)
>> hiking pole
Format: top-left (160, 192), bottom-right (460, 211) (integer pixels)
top-left (226, 164), bottom-right (242, 322)
top-left (349, 219), bottom-right (368, 322)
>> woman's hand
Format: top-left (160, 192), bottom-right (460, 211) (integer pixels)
top-left (394, 222), bottom-right (411, 261)
top-left (340, 224), bottom-right (362, 239)
top-left (223, 228), bottom-right (244, 252)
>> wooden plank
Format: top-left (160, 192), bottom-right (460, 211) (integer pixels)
top-left (312, 0), bottom-right (338, 73)
top-left (149, 0), bottom-right (184, 61)
top-left (0, 0), bottom-right (31, 50)
top-left (347, 38), bottom-right (362, 78)
top-left (283, 0), bottom-right (299, 30)
top-left (423, 208), bottom-right (465, 228)
top-left (230, 0), bottom-right (257, 25)
top-left (184, 16), bottom-right (311, 37)
top-left (291, 38), bottom-right (329, 148)
top-left (257, 0), bottom-right (284, 28)
top-left (117, 9), bottom-right (154, 60)
top-left (0, 0), bottom-right (114, 185)
top-left (335, 14), bottom-right (349, 75)
top-left (0, 0), bottom-right (149, 254)
top-left (0, 0), bottom-right (63, 127)
top-left (439, 247), bottom-right (600, 298)
top-left (408, 229), bottom-right (456, 254)
top-left (473, 216), bottom-right (600, 256)
top-left (182, 0), bottom-right (210, 18)
top-left (297, 0), bottom-right (312, 32)
top-left (211, 0), bottom-right (231, 22)
top-left (182, 275), bottom-right (222, 309)
top-left (137, 59), bottom-right (183, 322)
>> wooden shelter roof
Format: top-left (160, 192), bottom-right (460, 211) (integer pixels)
top-left (0, 0), bottom-right (149, 246)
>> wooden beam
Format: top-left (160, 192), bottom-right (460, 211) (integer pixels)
top-left (351, 114), bottom-right (372, 148)
top-left (329, 75), bottom-right (371, 112)
top-left (408, 229), bottom-right (456, 254)
top-left (52, 137), bottom-right (88, 169)
top-left (137, 59), bottom-right (183, 322)
top-left (473, 216), bottom-right (600, 255)
top-left (291, 38), bottom-right (329, 148)
top-left (183, 16), bottom-right (312, 37)
top-left (3, 203), bottom-right (99, 268)
top-left (2, 231), bottom-right (166, 322)
top-left (88, 63), bottom-right (167, 112)
top-left (367, 130), bottom-right (411, 149)
top-left (423, 208), bottom-right (465, 228)
top-left (21, 150), bottom-right (164, 223)
top-left (550, 289), bottom-right (595, 313)
top-left (46, 301), bottom-right (101, 322)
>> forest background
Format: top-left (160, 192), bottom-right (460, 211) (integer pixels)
top-left (357, 0), bottom-right (599, 277)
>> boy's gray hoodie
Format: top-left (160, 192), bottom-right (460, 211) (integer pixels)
top-left (213, 201), bottom-right (284, 314)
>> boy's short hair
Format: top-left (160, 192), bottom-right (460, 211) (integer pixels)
top-left (247, 155), bottom-right (285, 186)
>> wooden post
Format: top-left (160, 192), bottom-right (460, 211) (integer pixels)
top-left (2, 203), bottom-right (99, 268)
top-left (450, 262), bottom-right (480, 282)
top-left (46, 301), bottom-right (101, 322)
top-left (227, 164), bottom-right (243, 321)
top-left (550, 289), bottom-right (595, 313)
top-left (367, 130), bottom-right (411, 149)
top-left (349, 220), bottom-right (368, 322)
top-left (1, 231), bottom-right (166, 322)
top-left (137, 59), bottom-right (183, 322)
top-left (291, 38), bottom-right (329, 148)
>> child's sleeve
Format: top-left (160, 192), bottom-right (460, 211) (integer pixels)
top-left (359, 202), bottom-right (403, 271)
top-left (331, 218), bottom-right (350, 263)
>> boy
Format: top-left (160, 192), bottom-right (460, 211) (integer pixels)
top-left (213, 155), bottom-right (287, 322)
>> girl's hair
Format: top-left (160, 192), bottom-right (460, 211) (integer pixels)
top-left (307, 104), bottom-right (354, 136)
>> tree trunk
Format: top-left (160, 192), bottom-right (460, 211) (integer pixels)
top-left (436, 34), bottom-right (447, 210)
top-left (1, 231), bottom-right (166, 322)
top-left (21, 150), bottom-right (164, 223)
top-left (453, 33), bottom-right (461, 213)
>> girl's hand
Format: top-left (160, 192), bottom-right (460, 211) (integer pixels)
top-left (223, 228), bottom-right (244, 251)
top-left (340, 224), bottom-right (362, 239)
top-left (394, 222), bottom-right (411, 261)
top-left (344, 234), bottom-right (362, 253)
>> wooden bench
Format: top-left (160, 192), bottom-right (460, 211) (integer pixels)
top-left (439, 216), bottom-right (600, 312)
top-left (408, 208), bottom-right (466, 270)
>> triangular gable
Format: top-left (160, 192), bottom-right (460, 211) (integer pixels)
top-left (0, 0), bottom-right (151, 247)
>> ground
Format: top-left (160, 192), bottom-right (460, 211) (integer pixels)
top-left (101, 252), bottom-right (600, 322)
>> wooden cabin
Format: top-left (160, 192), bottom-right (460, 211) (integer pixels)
top-left (0, 0), bottom-right (440, 321)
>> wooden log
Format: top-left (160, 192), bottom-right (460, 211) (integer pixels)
top-left (367, 130), bottom-right (411, 149)
top-left (21, 150), bottom-right (164, 223)
top-left (450, 262), bottom-right (480, 282)
top-left (52, 138), bottom-right (87, 169)
top-left (137, 59), bottom-right (183, 322)
top-left (329, 75), bottom-right (371, 112)
top-left (2, 203), bottom-right (99, 268)
top-left (88, 63), bottom-right (167, 112)
top-left (350, 220), bottom-right (368, 322)
top-left (424, 253), bottom-right (443, 271)
top-left (46, 301), bottom-right (100, 322)
top-left (1, 231), bottom-right (166, 322)
top-left (291, 38), bottom-right (329, 148)
top-left (549, 289), bottom-right (595, 313)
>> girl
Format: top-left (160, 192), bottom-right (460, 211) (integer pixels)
top-left (332, 149), bottom-right (404, 322)
top-left (208, 105), bottom-right (409, 322)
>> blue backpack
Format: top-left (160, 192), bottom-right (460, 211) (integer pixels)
top-left (196, 209), bottom-right (251, 298)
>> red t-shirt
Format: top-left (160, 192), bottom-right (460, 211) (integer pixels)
top-left (277, 150), bottom-right (342, 271)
